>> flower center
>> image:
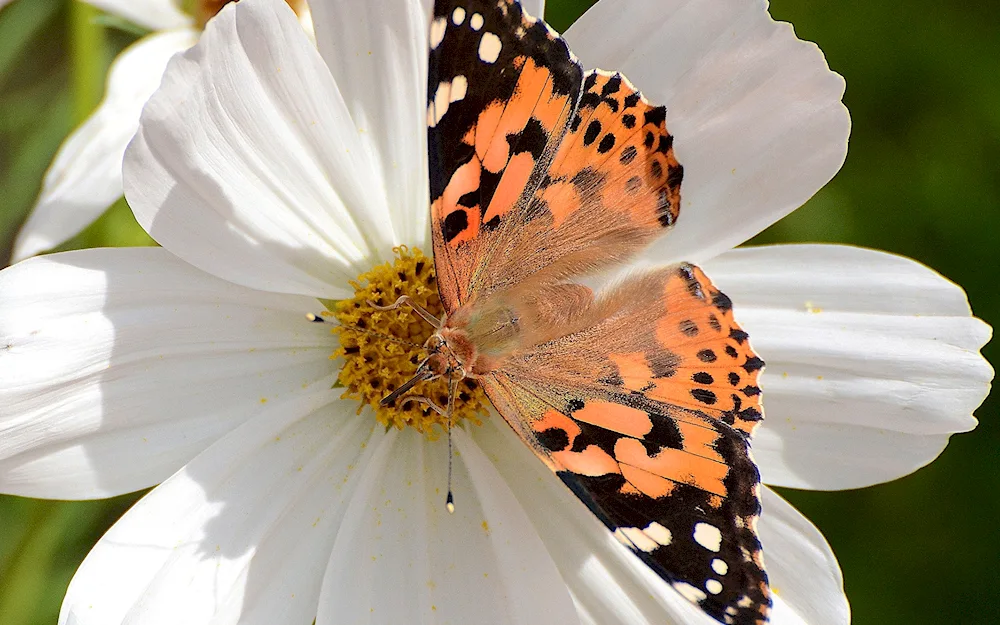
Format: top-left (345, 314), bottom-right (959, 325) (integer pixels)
top-left (192, 0), bottom-right (309, 28)
top-left (327, 247), bottom-right (489, 436)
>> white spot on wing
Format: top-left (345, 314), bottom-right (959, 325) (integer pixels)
top-left (430, 17), bottom-right (447, 49)
top-left (705, 579), bottom-right (724, 595)
top-left (693, 522), bottom-right (723, 553)
top-left (712, 558), bottom-right (729, 575)
top-left (428, 81), bottom-right (453, 128)
top-left (478, 32), bottom-right (502, 63)
top-left (452, 7), bottom-right (466, 25)
top-left (620, 526), bottom-right (658, 553)
top-left (450, 75), bottom-right (468, 103)
top-left (674, 582), bottom-right (707, 603)
top-left (644, 522), bottom-right (672, 546)
top-left (470, 13), bottom-right (484, 30)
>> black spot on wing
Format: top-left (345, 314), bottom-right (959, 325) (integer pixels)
top-left (598, 133), bottom-right (616, 154)
top-left (620, 145), bottom-right (638, 165)
top-left (457, 190), bottom-right (478, 208)
top-left (657, 133), bottom-right (674, 154)
top-left (643, 411), bottom-right (683, 453)
top-left (508, 116), bottom-right (548, 160)
top-left (729, 328), bottom-right (749, 344)
top-left (690, 388), bottom-right (717, 405)
top-left (655, 189), bottom-right (674, 227)
top-left (442, 210), bottom-right (468, 243)
top-left (647, 351), bottom-right (680, 378)
top-left (570, 167), bottom-right (605, 195)
top-left (712, 290), bottom-right (733, 313)
top-left (601, 73), bottom-right (622, 96)
top-left (692, 372), bottom-right (714, 385)
top-left (538, 427), bottom-right (570, 452)
top-left (697, 349), bottom-right (717, 363)
top-left (667, 163), bottom-right (685, 189)
top-left (644, 106), bottom-right (666, 127)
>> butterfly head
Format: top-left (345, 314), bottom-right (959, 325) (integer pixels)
top-left (426, 327), bottom-right (479, 380)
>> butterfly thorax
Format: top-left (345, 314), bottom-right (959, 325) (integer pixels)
top-left (443, 282), bottom-right (580, 376)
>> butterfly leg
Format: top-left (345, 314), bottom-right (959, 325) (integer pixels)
top-left (397, 394), bottom-right (448, 416)
top-left (368, 295), bottom-right (442, 328)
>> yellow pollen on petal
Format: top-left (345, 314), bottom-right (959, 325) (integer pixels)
top-left (192, 0), bottom-right (309, 28)
top-left (330, 247), bottom-right (489, 436)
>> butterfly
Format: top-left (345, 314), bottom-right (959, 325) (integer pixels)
top-left (385, 1), bottom-right (771, 623)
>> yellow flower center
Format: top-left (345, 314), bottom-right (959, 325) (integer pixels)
top-left (327, 247), bottom-right (489, 436)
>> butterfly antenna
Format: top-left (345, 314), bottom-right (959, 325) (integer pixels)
top-left (307, 313), bottom-right (422, 349)
top-left (445, 375), bottom-right (457, 514)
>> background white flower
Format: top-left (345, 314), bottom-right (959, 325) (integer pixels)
top-left (9, 0), bottom-right (313, 263)
top-left (0, 1), bottom-right (991, 624)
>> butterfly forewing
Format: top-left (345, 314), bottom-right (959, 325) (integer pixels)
top-left (467, 69), bottom-right (683, 301)
top-left (428, 0), bottom-right (584, 310)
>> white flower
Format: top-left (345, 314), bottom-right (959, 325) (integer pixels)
top-left (9, 0), bottom-right (313, 262)
top-left (0, 1), bottom-right (991, 625)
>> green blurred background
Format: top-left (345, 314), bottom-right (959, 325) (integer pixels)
top-left (0, 0), bottom-right (996, 623)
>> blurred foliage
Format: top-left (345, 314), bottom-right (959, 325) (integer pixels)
top-left (0, 0), bottom-right (996, 624)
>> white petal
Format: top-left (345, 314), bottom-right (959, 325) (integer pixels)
top-left (758, 487), bottom-right (849, 625)
top-left (82, 0), bottom-right (192, 31)
top-left (564, 0), bottom-right (850, 264)
top-left (318, 426), bottom-right (578, 625)
top-left (703, 244), bottom-right (993, 489)
top-left (309, 0), bottom-right (431, 253)
top-left (125, 0), bottom-right (388, 299)
top-left (60, 393), bottom-right (373, 625)
top-left (518, 0), bottom-right (546, 19)
top-left (0, 248), bottom-right (336, 499)
top-left (12, 30), bottom-right (196, 263)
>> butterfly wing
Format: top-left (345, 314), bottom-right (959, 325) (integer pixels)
top-left (428, 0), bottom-right (682, 311)
top-left (481, 264), bottom-right (771, 625)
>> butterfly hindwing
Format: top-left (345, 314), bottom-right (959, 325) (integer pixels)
top-left (481, 264), bottom-right (770, 625)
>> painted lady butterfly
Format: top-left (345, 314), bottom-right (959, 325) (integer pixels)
top-left (396, 1), bottom-right (770, 622)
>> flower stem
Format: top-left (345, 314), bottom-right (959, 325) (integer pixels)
top-left (69, 0), bottom-right (105, 125)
